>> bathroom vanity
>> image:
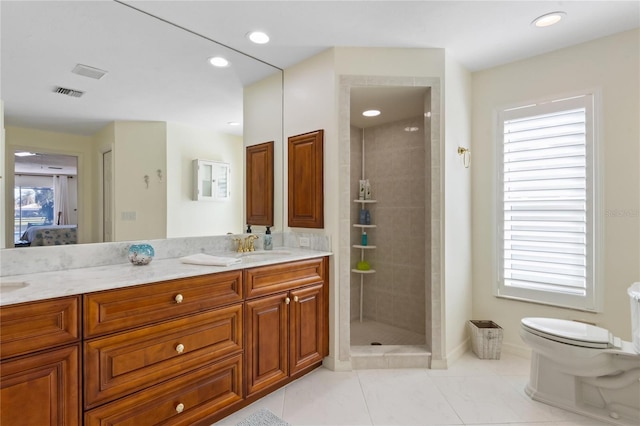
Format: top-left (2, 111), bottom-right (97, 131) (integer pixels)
top-left (0, 249), bottom-right (329, 425)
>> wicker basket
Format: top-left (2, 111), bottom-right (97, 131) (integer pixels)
top-left (468, 320), bottom-right (503, 359)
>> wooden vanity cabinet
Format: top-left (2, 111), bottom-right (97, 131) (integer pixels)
top-left (83, 272), bottom-right (244, 425)
top-left (0, 296), bottom-right (81, 426)
top-left (244, 257), bottom-right (328, 396)
top-left (0, 256), bottom-right (328, 425)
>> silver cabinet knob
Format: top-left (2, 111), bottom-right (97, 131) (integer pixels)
top-left (175, 403), bottom-right (185, 413)
top-left (293, 295), bottom-right (299, 302)
top-left (174, 294), bottom-right (184, 304)
top-left (285, 297), bottom-right (291, 305)
top-left (175, 343), bottom-right (185, 353)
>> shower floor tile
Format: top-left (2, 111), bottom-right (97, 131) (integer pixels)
top-left (350, 319), bottom-right (426, 346)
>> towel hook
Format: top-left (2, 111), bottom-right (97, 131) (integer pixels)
top-left (457, 146), bottom-right (470, 168)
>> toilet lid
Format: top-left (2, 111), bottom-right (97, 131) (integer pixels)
top-left (521, 317), bottom-right (616, 349)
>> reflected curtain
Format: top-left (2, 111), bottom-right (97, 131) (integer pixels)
top-left (53, 175), bottom-right (70, 225)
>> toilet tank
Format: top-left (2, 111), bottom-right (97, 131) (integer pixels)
top-left (629, 282), bottom-right (640, 353)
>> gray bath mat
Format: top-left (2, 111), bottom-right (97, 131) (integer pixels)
top-left (235, 408), bottom-right (290, 426)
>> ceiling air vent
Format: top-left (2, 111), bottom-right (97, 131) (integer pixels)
top-left (54, 87), bottom-right (84, 98)
top-left (72, 64), bottom-right (108, 80)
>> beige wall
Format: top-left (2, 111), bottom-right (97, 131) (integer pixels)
top-left (444, 54), bottom-right (473, 359)
top-left (112, 121), bottom-right (167, 241)
top-left (0, 101), bottom-right (5, 248)
top-left (471, 29), bottom-right (640, 354)
top-left (166, 122), bottom-right (243, 237)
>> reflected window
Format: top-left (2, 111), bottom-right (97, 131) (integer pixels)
top-left (14, 179), bottom-right (54, 243)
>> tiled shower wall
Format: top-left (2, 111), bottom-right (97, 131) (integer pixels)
top-left (350, 115), bottom-right (428, 335)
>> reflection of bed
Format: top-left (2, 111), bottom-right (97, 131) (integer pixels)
top-left (21, 225), bottom-right (77, 246)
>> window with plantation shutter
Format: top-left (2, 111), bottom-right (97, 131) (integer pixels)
top-left (496, 93), bottom-right (602, 311)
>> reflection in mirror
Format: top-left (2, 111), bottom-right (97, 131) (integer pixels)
top-left (246, 141), bottom-right (274, 227)
top-left (14, 153), bottom-right (78, 247)
top-left (1, 1), bottom-right (283, 249)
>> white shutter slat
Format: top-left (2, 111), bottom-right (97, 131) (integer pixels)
top-left (505, 240), bottom-right (586, 255)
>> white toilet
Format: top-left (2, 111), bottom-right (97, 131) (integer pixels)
top-left (520, 283), bottom-right (640, 425)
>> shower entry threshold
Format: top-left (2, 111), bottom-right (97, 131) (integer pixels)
top-left (350, 344), bottom-right (431, 369)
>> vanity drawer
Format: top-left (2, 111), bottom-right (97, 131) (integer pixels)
top-left (85, 353), bottom-right (243, 426)
top-left (0, 296), bottom-right (80, 359)
top-left (84, 270), bottom-right (242, 337)
top-left (84, 303), bottom-right (242, 408)
top-left (244, 257), bottom-right (325, 299)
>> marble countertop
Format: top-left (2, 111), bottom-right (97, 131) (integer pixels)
top-left (0, 248), bottom-right (331, 306)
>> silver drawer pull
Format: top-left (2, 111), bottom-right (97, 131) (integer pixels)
top-left (174, 294), bottom-right (184, 304)
top-left (175, 343), bottom-right (185, 354)
top-left (175, 402), bottom-right (185, 413)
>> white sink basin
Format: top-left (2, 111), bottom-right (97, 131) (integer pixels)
top-left (237, 250), bottom-right (291, 262)
top-left (0, 281), bottom-right (29, 293)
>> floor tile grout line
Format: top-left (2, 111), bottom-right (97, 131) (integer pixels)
top-left (355, 369), bottom-right (377, 426)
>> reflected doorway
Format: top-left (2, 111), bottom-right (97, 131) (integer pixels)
top-left (103, 150), bottom-right (113, 242)
top-left (13, 150), bottom-right (78, 246)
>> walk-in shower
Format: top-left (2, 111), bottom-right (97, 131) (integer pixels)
top-left (349, 86), bottom-right (430, 351)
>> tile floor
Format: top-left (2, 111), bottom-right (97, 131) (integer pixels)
top-left (214, 351), bottom-right (613, 425)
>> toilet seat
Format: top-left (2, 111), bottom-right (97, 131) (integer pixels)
top-left (521, 317), bottom-right (622, 349)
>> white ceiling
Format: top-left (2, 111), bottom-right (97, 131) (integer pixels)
top-left (1, 0), bottom-right (638, 140)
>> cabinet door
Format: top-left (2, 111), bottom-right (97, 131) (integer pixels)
top-left (1, 345), bottom-right (80, 426)
top-left (288, 129), bottom-right (324, 228)
top-left (245, 293), bottom-right (288, 396)
top-left (246, 141), bottom-right (274, 226)
top-left (289, 283), bottom-right (326, 375)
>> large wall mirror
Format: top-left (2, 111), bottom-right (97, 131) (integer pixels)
top-left (1, 1), bottom-right (283, 249)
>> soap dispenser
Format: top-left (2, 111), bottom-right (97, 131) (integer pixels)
top-left (264, 226), bottom-right (273, 251)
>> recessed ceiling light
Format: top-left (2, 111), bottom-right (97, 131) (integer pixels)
top-left (404, 127), bottom-right (419, 132)
top-left (15, 151), bottom-right (36, 157)
top-left (227, 121), bottom-right (240, 126)
top-left (362, 110), bottom-right (381, 117)
top-left (247, 31), bottom-right (270, 44)
top-left (532, 11), bottom-right (566, 27)
top-left (209, 56), bottom-right (229, 67)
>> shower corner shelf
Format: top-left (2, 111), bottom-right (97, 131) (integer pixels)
top-left (352, 244), bottom-right (376, 249)
top-left (351, 268), bottom-right (376, 274)
top-left (352, 197), bottom-right (377, 323)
